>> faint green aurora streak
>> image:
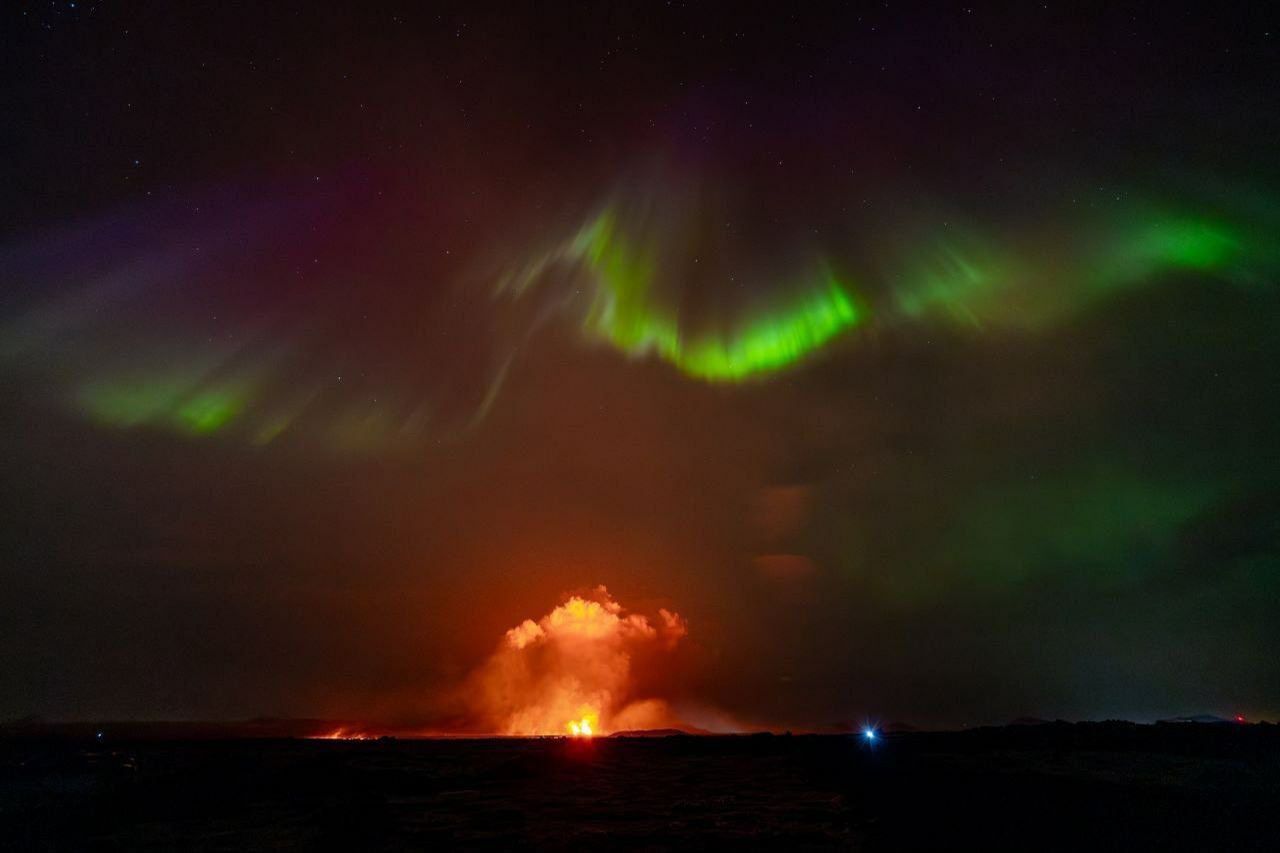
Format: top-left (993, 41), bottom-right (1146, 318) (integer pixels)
top-left (887, 211), bottom-right (1257, 330)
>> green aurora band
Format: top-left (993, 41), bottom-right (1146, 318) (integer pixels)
top-left (503, 199), bottom-right (1267, 385)
top-left (887, 211), bottom-right (1257, 331)
top-left (571, 210), bottom-right (862, 381)
top-left (75, 372), bottom-right (249, 436)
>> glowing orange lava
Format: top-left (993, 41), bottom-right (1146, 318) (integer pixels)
top-left (566, 711), bottom-right (598, 738)
top-left (311, 727), bottom-right (373, 741)
top-left (464, 586), bottom-right (688, 736)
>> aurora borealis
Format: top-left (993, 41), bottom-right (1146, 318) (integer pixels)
top-left (2, 2), bottom-right (1279, 731)
top-left (501, 193), bottom-right (1272, 381)
top-left (502, 205), bottom-right (862, 381)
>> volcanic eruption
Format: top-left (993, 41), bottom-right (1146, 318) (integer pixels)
top-left (464, 587), bottom-right (689, 736)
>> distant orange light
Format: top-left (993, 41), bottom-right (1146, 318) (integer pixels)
top-left (311, 727), bottom-right (372, 741)
top-left (1235, 714), bottom-right (1246, 724)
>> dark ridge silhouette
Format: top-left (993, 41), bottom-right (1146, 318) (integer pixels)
top-left (0, 718), bottom-right (365, 740)
top-left (1158, 714), bottom-right (1234, 725)
top-left (884, 721), bottom-right (921, 733)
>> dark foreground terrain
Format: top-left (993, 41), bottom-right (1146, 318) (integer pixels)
top-left (4, 723), bottom-right (1279, 850)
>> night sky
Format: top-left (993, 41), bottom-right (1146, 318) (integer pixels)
top-left (3, 2), bottom-right (1279, 731)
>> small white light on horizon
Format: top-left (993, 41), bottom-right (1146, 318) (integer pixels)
top-left (863, 727), bottom-right (877, 741)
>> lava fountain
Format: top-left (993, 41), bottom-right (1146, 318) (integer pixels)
top-left (566, 714), bottom-right (596, 738)
top-left (465, 586), bottom-right (688, 736)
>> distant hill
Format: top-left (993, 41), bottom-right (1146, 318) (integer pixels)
top-left (0, 718), bottom-right (371, 740)
top-left (609, 728), bottom-right (698, 738)
top-left (1158, 714), bottom-right (1233, 725)
top-left (1008, 717), bottom-right (1051, 726)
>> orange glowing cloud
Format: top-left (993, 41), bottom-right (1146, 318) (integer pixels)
top-left (464, 586), bottom-right (689, 736)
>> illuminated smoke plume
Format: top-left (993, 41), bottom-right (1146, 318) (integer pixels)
top-left (465, 586), bottom-right (688, 736)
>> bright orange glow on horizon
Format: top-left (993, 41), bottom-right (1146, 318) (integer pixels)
top-left (311, 727), bottom-right (373, 741)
